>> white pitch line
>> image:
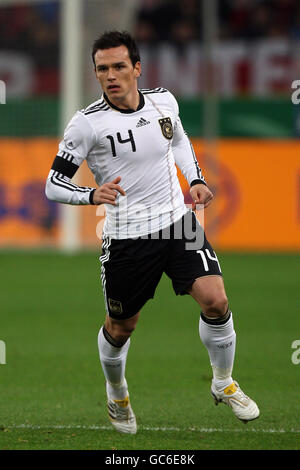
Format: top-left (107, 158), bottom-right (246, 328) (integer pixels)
top-left (6, 424), bottom-right (300, 433)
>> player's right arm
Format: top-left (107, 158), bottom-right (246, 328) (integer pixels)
top-left (45, 111), bottom-right (125, 206)
top-left (45, 111), bottom-right (97, 205)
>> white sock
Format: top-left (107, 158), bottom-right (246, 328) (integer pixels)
top-left (199, 311), bottom-right (236, 391)
top-left (98, 326), bottom-right (130, 400)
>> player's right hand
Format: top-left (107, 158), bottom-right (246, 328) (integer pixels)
top-left (92, 176), bottom-right (126, 205)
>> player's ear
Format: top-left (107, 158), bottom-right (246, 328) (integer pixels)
top-left (134, 61), bottom-right (141, 78)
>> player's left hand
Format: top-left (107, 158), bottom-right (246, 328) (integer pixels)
top-left (190, 184), bottom-right (213, 210)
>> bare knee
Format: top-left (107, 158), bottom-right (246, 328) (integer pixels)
top-left (105, 311), bottom-right (140, 345)
top-left (107, 320), bottom-right (135, 342)
top-left (189, 276), bottom-right (229, 319)
top-left (202, 295), bottom-right (228, 318)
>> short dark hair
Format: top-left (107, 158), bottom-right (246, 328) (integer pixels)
top-left (92, 31), bottom-right (140, 68)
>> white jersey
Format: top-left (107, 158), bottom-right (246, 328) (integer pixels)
top-left (45, 87), bottom-right (206, 239)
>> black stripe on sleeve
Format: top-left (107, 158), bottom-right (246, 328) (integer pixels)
top-left (190, 179), bottom-right (207, 187)
top-left (89, 188), bottom-right (96, 205)
top-left (51, 155), bottom-right (79, 179)
top-left (50, 173), bottom-right (93, 193)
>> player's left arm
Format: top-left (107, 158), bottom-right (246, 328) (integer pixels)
top-left (190, 180), bottom-right (213, 209)
top-left (172, 115), bottom-right (213, 209)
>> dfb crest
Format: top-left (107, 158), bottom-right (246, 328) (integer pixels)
top-left (158, 117), bottom-right (173, 140)
top-left (108, 298), bottom-right (123, 315)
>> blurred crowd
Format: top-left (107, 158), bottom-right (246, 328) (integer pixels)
top-left (1, 0), bottom-right (300, 96)
top-left (0, 1), bottom-right (59, 57)
top-left (135, 0), bottom-right (300, 43)
top-left (0, 1), bottom-right (59, 93)
top-left (1, 0), bottom-right (300, 53)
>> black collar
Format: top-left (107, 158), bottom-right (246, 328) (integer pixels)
top-left (103, 90), bottom-right (145, 114)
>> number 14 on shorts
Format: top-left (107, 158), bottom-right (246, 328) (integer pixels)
top-left (197, 249), bottom-right (222, 273)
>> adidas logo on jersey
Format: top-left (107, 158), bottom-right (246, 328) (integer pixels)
top-left (136, 117), bottom-right (150, 127)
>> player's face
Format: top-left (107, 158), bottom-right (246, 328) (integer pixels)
top-left (94, 45), bottom-right (141, 108)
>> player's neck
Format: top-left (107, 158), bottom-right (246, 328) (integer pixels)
top-left (119, 89), bottom-right (140, 110)
top-left (104, 89), bottom-right (144, 113)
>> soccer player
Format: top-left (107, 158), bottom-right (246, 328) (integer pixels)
top-left (45, 31), bottom-right (259, 434)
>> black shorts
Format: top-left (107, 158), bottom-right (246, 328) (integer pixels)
top-left (99, 211), bottom-right (222, 319)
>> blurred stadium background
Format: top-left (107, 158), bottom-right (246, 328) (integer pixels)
top-left (1, 0), bottom-right (300, 451)
top-left (1, 0), bottom-right (299, 251)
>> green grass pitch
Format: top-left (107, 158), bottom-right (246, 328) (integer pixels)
top-left (0, 250), bottom-right (299, 450)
